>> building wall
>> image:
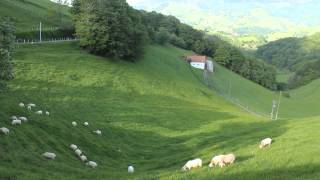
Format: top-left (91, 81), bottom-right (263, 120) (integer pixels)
top-left (190, 62), bottom-right (205, 70)
top-left (206, 60), bottom-right (214, 72)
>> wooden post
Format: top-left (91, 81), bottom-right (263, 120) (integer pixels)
top-left (39, 22), bottom-right (42, 42)
top-left (275, 91), bottom-right (282, 120)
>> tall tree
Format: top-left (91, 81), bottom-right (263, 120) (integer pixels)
top-left (72, 0), bottom-right (146, 60)
top-left (0, 17), bottom-right (15, 89)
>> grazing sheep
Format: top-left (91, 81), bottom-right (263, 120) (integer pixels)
top-left (86, 161), bottom-right (98, 168)
top-left (128, 166), bottom-right (134, 173)
top-left (93, 130), bottom-right (102, 135)
top-left (19, 117), bottom-right (28, 122)
top-left (35, 110), bottom-right (43, 115)
top-left (27, 105), bottom-right (32, 111)
top-left (75, 149), bottom-right (82, 156)
top-left (0, 127), bottom-right (9, 135)
top-left (182, 158), bottom-right (202, 171)
top-left (28, 103), bottom-right (36, 107)
top-left (11, 116), bottom-right (18, 120)
top-left (19, 102), bottom-right (25, 107)
top-left (222, 154), bottom-right (236, 166)
top-left (84, 122), bottom-right (89, 126)
top-left (45, 111), bottom-right (50, 116)
top-left (209, 155), bottom-right (225, 168)
top-left (260, 138), bottom-right (272, 149)
top-left (42, 152), bottom-right (56, 160)
top-left (72, 121), bottom-right (77, 127)
top-left (70, 144), bottom-right (78, 151)
top-left (209, 154), bottom-right (236, 168)
top-left (12, 119), bottom-right (22, 126)
top-left (80, 155), bottom-right (87, 162)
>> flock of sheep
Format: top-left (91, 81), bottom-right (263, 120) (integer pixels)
top-left (182, 137), bottom-right (272, 171)
top-left (1, 102), bottom-right (274, 174)
top-left (0, 103), bottom-right (49, 130)
top-left (0, 102), bottom-right (126, 170)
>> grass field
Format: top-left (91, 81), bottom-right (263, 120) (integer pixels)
top-left (189, 62), bottom-right (320, 119)
top-left (0, 0), bottom-right (71, 32)
top-left (1, 42), bottom-right (320, 179)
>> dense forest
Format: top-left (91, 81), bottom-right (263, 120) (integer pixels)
top-left (0, 17), bottom-right (15, 90)
top-left (72, 0), bottom-right (277, 89)
top-left (256, 33), bottom-right (320, 88)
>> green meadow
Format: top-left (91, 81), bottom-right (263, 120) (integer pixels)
top-left (0, 0), bottom-right (71, 32)
top-left (1, 42), bottom-right (320, 179)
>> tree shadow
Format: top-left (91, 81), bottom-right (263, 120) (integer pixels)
top-left (202, 164), bottom-right (320, 180)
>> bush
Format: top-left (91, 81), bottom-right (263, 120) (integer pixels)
top-left (277, 82), bottom-right (289, 91)
top-left (283, 92), bottom-right (290, 98)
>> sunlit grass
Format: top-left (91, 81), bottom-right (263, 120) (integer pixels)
top-left (0, 42), bottom-right (320, 179)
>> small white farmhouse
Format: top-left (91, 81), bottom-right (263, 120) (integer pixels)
top-left (186, 55), bottom-right (207, 70)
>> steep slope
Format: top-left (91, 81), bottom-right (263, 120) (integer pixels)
top-left (0, 0), bottom-right (71, 32)
top-left (256, 33), bottom-right (320, 88)
top-left (1, 42), bottom-right (320, 180)
top-left (0, 42), bottom-right (246, 179)
top-left (191, 61), bottom-right (320, 119)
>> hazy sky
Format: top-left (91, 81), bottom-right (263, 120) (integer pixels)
top-left (127, 0), bottom-right (320, 25)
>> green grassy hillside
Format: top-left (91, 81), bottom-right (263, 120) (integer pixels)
top-left (1, 42), bottom-right (320, 179)
top-left (256, 33), bottom-right (320, 88)
top-left (0, 0), bottom-right (71, 32)
top-left (191, 61), bottom-right (320, 119)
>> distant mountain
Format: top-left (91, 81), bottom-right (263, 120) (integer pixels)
top-left (256, 33), bottom-right (320, 70)
top-left (256, 33), bottom-right (320, 88)
top-left (128, 0), bottom-right (320, 49)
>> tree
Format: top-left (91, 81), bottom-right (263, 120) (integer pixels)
top-left (72, 0), bottom-right (146, 60)
top-left (155, 27), bottom-right (170, 45)
top-left (0, 17), bottom-right (15, 89)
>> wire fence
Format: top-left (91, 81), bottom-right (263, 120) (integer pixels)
top-left (187, 61), bottom-right (271, 119)
top-left (15, 37), bottom-right (78, 44)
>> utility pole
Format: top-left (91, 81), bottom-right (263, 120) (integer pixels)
top-left (228, 79), bottom-right (232, 98)
top-left (270, 100), bottom-right (276, 120)
top-left (275, 91), bottom-right (282, 120)
top-left (39, 22), bottom-right (42, 42)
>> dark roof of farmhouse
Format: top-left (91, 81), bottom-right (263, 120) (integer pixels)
top-left (186, 55), bottom-right (207, 62)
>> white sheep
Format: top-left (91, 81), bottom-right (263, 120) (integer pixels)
top-left (27, 105), bottom-right (32, 111)
top-left (209, 155), bottom-right (225, 168)
top-left (182, 158), bottom-right (202, 171)
top-left (86, 161), bottom-right (98, 168)
top-left (84, 122), bottom-right (89, 126)
top-left (12, 119), bottom-right (22, 126)
top-left (75, 149), bottom-right (82, 156)
top-left (46, 111), bottom-right (50, 116)
top-left (128, 165), bottom-right (134, 173)
top-left (70, 144), bottom-right (78, 151)
top-left (11, 116), bottom-right (18, 120)
top-left (222, 154), bottom-right (236, 166)
top-left (93, 130), bottom-right (102, 135)
top-left (42, 152), bottom-right (56, 160)
top-left (19, 102), bottom-right (25, 107)
top-left (19, 117), bottom-right (28, 122)
top-left (72, 121), bottom-right (77, 127)
top-left (28, 103), bottom-right (36, 107)
top-left (80, 155), bottom-right (87, 162)
top-left (209, 154), bottom-right (236, 168)
top-left (35, 110), bottom-right (43, 115)
top-left (260, 138), bottom-right (272, 149)
top-left (0, 127), bottom-right (9, 135)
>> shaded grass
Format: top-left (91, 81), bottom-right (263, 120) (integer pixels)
top-left (0, 42), bottom-right (320, 179)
